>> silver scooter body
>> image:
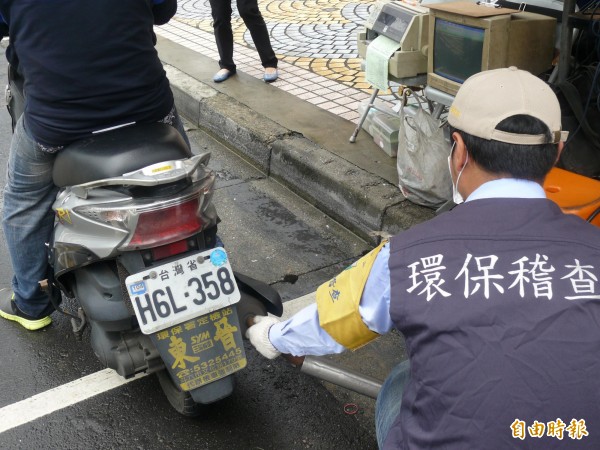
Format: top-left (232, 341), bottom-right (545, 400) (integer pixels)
top-left (48, 123), bottom-right (282, 415)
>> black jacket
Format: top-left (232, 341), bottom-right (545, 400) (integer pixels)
top-left (0, 0), bottom-right (177, 146)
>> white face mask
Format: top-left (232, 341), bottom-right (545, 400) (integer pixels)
top-left (447, 142), bottom-right (468, 204)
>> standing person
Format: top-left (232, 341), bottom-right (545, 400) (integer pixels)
top-left (0, 0), bottom-right (189, 331)
top-left (247, 68), bottom-right (600, 448)
top-left (209, 0), bottom-right (278, 83)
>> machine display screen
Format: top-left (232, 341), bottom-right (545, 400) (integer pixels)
top-left (372, 7), bottom-right (415, 43)
top-left (433, 19), bottom-right (485, 83)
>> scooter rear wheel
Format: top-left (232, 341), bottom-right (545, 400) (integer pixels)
top-left (156, 369), bottom-right (208, 417)
top-left (157, 291), bottom-right (268, 416)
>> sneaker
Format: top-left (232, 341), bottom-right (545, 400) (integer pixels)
top-left (0, 289), bottom-right (52, 331)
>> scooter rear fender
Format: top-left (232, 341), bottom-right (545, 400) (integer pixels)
top-left (234, 272), bottom-right (283, 317)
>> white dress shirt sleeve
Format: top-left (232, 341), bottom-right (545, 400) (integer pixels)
top-left (269, 243), bottom-right (393, 356)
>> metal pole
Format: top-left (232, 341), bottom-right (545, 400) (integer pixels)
top-left (349, 88), bottom-right (379, 143)
top-left (300, 355), bottom-right (384, 399)
top-left (558, 0), bottom-right (576, 84)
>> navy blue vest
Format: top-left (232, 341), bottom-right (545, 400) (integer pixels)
top-left (0, 0), bottom-right (173, 146)
top-left (387, 198), bottom-right (600, 449)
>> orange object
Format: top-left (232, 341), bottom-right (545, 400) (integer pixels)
top-left (544, 167), bottom-right (600, 227)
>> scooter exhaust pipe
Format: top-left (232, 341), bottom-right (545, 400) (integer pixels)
top-left (247, 315), bottom-right (383, 399)
top-left (300, 355), bottom-right (383, 399)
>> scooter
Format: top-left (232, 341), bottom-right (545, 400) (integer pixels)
top-left (6, 69), bottom-right (282, 416)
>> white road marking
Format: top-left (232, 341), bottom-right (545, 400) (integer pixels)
top-left (0, 293), bottom-right (317, 434)
top-left (0, 368), bottom-right (147, 434)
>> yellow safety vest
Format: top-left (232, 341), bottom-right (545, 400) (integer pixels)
top-left (316, 241), bottom-right (387, 350)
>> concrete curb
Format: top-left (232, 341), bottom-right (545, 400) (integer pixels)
top-left (165, 64), bottom-right (434, 243)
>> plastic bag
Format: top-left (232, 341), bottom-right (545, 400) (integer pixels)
top-left (396, 104), bottom-right (452, 208)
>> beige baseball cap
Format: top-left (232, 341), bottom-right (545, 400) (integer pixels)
top-left (448, 67), bottom-right (568, 145)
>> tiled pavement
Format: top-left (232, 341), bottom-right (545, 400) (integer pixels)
top-left (156, 0), bottom-right (396, 123)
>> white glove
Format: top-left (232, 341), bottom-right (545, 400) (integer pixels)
top-left (245, 315), bottom-right (281, 360)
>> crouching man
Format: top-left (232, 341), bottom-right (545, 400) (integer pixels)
top-left (247, 67), bottom-right (600, 449)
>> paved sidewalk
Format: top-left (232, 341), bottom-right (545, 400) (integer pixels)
top-left (159, 0), bottom-right (397, 123)
top-left (157, 2), bottom-right (436, 245)
top-left (159, 36), bottom-right (435, 245)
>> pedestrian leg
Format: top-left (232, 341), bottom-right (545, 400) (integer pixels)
top-left (236, 0), bottom-right (277, 69)
top-left (208, 0), bottom-right (237, 72)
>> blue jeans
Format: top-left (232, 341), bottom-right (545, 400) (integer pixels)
top-left (375, 359), bottom-right (410, 449)
top-left (2, 111), bottom-right (190, 318)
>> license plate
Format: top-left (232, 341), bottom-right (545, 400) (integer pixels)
top-left (125, 248), bottom-right (240, 335)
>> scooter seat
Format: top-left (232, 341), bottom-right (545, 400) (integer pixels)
top-left (53, 123), bottom-right (192, 187)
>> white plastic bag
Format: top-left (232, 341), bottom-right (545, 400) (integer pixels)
top-left (396, 104), bottom-right (452, 208)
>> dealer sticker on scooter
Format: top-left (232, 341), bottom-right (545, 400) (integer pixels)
top-left (150, 305), bottom-right (247, 391)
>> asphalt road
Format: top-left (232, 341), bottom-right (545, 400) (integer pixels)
top-left (0, 57), bottom-right (383, 449)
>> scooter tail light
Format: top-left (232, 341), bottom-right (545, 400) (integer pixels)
top-left (121, 197), bottom-right (204, 250)
top-left (151, 239), bottom-right (190, 261)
